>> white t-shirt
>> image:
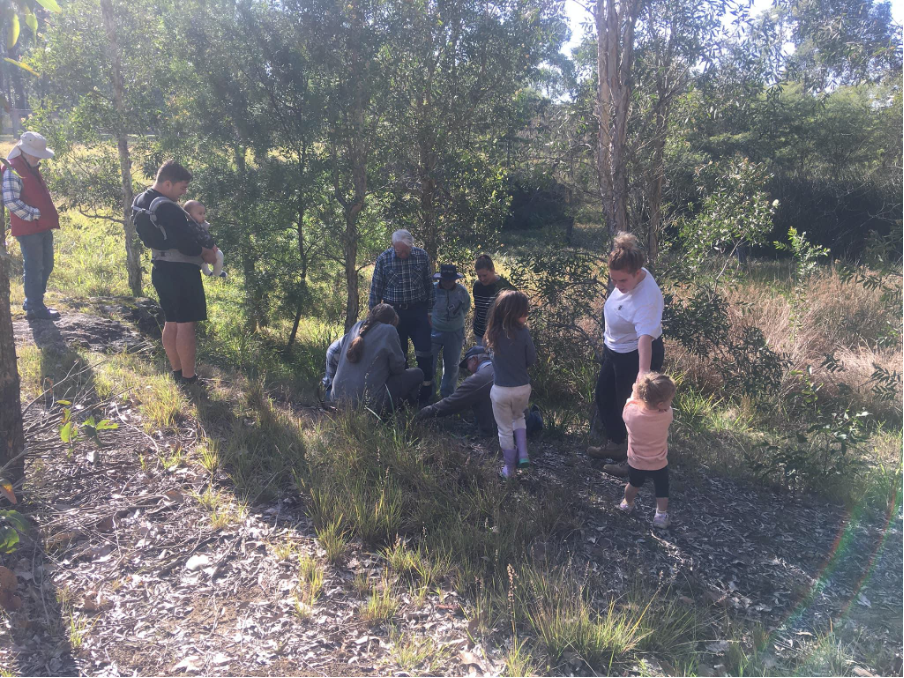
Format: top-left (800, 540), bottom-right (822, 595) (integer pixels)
top-left (603, 268), bottom-right (663, 353)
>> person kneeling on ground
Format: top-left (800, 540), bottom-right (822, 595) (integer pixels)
top-left (329, 304), bottom-right (423, 413)
top-left (415, 346), bottom-right (543, 438)
top-left (414, 345), bottom-right (496, 435)
top-left (321, 336), bottom-right (343, 400)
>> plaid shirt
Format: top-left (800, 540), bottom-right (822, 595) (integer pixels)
top-left (368, 246), bottom-right (435, 309)
top-left (2, 165), bottom-right (40, 221)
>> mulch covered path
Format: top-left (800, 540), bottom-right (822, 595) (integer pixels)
top-left (2, 309), bottom-right (900, 676)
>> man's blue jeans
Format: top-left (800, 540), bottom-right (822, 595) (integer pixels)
top-left (16, 230), bottom-right (54, 312)
top-left (431, 327), bottom-right (464, 398)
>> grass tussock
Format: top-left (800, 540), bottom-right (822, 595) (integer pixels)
top-left (298, 410), bottom-right (580, 586)
top-left (360, 572), bottom-right (399, 626)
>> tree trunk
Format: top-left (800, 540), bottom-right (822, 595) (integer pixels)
top-left (340, 1), bottom-right (367, 332)
top-left (285, 299), bottom-right (304, 356)
top-left (100, 0), bottom-right (142, 296)
top-left (0, 205), bottom-right (25, 485)
top-left (343, 214), bottom-right (359, 332)
top-left (285, 200), bottom-right (309, 356)
top-left (647, 101), bottom-right (668, 264)
top-left (595, 0), bottom-right (641, 237)
top-left (419, 170), bottom-right (438, 264)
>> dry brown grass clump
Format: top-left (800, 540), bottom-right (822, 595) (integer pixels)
top-left (666, 267), bottom-right (902, 421)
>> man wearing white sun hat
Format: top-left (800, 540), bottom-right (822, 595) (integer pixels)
top-left (2, 131), bottom-right (61, 320)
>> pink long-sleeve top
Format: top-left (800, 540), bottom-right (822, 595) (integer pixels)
top-left (622, 399), bottom-right (672, 471)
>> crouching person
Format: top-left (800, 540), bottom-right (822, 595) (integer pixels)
top-left (415, 345), bottom-right (496, 435)
top-left (414, 345), bottom-right (544, 438)
top-left (329, 304), bottom-right (423, 413)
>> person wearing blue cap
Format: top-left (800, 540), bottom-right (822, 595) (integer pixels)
top-left (430, 263), bottom-right (471, 399)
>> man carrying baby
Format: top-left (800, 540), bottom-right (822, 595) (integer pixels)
top-left (133, 161), bottom-right (218, 385)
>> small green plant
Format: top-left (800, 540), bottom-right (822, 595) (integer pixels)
top-left (360, 573), bottom-right (399, 626)
top-left (316, 518), bottom-right (348, 564)
top-left (776, 227), bottom-right (829, 281)
top-left (273, 539), bottom-right (298, 561)
top-left (526, 595), bottom-right (649, 672)
top-left (158, 443), bottom-right (186, 471)
top-left (294, 554), bottom-right (324, 618)
top-left (383, 536), bottom-right (416, 574)
top-left (196, 439), bottom-right (220, 474)
top-left (67, 610), bottom-right (96, 649)
top-left (58, 401), bottom-right (119, 448)
top-left (389, 629), bottom-right (452, 672)
top-left (503, 636), bottom-right (538, 677)
top-left (352, 570), bottom-right (371, 596)
top-left (0, 509), bottom-right (29, 554)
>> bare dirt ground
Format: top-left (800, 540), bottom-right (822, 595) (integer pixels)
top-left (2, 309), bottom-right (901, 677)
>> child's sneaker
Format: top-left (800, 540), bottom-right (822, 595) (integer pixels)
top-left (652, 511), bottom-right (670, 529)
top-left (618, 499), bottom-right (634, 513)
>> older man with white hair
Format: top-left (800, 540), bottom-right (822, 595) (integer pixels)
top-left (2, 131), bottom-right (61, 320)
top-left (368, 229), bottom-right (435, 405)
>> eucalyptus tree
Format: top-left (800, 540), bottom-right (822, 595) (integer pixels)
top-left (0, 0), bottom-right (60, 488)
top-left (631, 0), bottom-right (727, 260)
top-left (592, 0), bottom-right (646, 236)
top-left (382, 0), bottom-right (568, 263)
top-left (288, 0), bottom-right (394, 331)
top-left (30, 0), bottom-right (178, 297)
top-left (169, 0), bottom-right (331, 335)
top-left (777, 0), bottom-right (902, 91)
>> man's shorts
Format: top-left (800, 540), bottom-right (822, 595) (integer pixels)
top-left (152, 261), bottom-right (207, 323)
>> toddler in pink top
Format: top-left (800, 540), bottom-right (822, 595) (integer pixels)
top-left (617, 372), bottom-right (676, 528)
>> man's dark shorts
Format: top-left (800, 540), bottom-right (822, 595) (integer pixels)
top-left (152, 261), bottom-right (207, 323)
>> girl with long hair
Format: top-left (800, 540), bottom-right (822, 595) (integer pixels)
top-left (485, 290), bottom-right (536, 477)
top-left (330, 303), bottom-right (424, 411)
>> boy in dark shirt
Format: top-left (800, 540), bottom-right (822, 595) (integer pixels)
top-left (472, 254), bottom-right (514, 345)
top-left (133, 161), bottom-right (217, 384)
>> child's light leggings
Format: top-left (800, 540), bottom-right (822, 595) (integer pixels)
top-left (490, 384), bottom-right (532, 450)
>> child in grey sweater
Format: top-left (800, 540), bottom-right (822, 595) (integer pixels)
top-left (484, 290), bottom-right (536, 477)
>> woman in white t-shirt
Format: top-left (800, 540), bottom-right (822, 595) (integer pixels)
top-left (588, 232), bottom-right (665, 469)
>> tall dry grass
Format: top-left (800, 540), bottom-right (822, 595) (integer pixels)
top-left (737, 268), bottom-right (900, 413)
top-left (669, 266), bottom-right (902, 422)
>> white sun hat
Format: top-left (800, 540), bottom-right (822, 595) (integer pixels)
top-left (8, 131), bottom-right (55, 160)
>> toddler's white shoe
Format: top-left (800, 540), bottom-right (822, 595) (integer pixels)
top-left (618, 499), bottom-right (634, 514)
top-left (652, 511), bottom-right (670, 529)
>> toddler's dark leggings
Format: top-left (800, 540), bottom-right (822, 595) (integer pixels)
top-left (628, 464), bottom-right (669, 499)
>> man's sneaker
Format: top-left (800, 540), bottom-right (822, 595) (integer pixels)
top-left (652, 512), bottom-right (670, 529)
top-left (618, 499), bottom-right (634, 513)
top-left (602, 462), bottom-right (629, 478)
top-left (587, 441), bottom-right (628, 461)
top-left (178, 374), bottom-right (200, 390)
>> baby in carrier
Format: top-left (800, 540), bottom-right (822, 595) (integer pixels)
top-left (183, 200), bottom-right (225, 277)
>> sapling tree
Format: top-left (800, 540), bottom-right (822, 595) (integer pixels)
top-left (30, 0), bottom-right (176, 297)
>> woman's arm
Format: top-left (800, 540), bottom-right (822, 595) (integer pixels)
top-left (387, 329), bottom-right (407, 375)
top-left (636, 334), bottom-right (653, 381)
